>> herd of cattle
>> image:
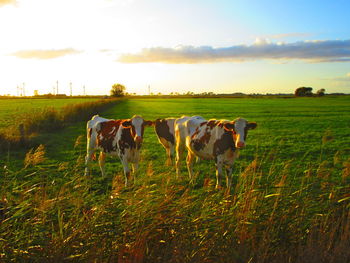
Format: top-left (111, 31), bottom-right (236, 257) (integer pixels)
top-left (85, 115), bottom-right (257, 188)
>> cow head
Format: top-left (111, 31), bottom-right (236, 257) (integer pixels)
top-left (121, 115), bottom-right (153, 145)
top-left (223, 118), bottom-right (257, 148)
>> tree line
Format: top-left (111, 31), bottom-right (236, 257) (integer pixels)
top-left (111, 83), bottom-right (333, 97)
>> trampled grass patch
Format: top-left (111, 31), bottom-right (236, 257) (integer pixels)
top-left (1, 96), bottom-right (350, 262)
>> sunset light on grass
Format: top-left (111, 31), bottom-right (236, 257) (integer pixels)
top-left (1, 1), bottom-right (350, 262)
top-left (1, 0), bottom-right (349, 96)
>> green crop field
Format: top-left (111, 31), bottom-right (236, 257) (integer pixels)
top-left (1, 96), bottom-right (350, 262)
top-left (0, 98), bottom-right (100, 130)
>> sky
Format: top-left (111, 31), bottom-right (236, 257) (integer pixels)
top-left (0, 0), bottom-right (350, 96)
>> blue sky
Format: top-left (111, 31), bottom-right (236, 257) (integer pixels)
top-left (0, 0), bottom-right (349, 95)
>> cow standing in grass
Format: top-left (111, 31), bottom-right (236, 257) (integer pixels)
top-left (154, 116), bottom-right (206, 175)
top-left (174, 116), bottom-right (206, 176)
top-left (184, 117), bottom-right (257, 188)
top-left (85, 115), bottom-right (153, 186)
top-left (154, 118), bottom-right (176, 166)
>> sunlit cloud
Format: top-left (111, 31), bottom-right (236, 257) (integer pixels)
top-left (269, 32), bottom-right (312, 39)
top-left (11, 48), bottom-right (82, 59)
top-left (322, 73), bottom-right (350, 89)
top-left (0, 0), bottom-right (16, 6)
top-left (330, 73), bottom-right (350, 82)
top-left (118, 39), bottom-right (350, 64)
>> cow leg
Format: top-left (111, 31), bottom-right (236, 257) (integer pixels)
top-left (175, 144), bottom-right (184, 177)
top-left (215, 159), bottom-right (224, 189)
top-left (165, 147), bottom-right (172, 166)
top-left (169, 144), bottom-right (175, 165)
top-left (120, 157), bottom-right (131, 187)
top-left (225, 166), bottom-right (233, 188)
top-left (186, 151), bottom-right (195, 182)
top-left (84, 149), bottom-right (94, 176)
top-left (131, 161), bottom-right (139, 184)
top-left (98, 151), bottom-right (106, 177)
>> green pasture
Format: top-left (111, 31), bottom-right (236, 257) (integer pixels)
top-left (22, 96), bottom-right (350, 176)
top-left (0, 98), bottom-right (99, 130)
top-left (1, 96), bottom-right (350, 262)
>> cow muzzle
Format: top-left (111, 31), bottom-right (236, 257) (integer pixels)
top-left (236, 141), bottom-right (245, 148)
top-left (134, 136), bottom-right (143, 144)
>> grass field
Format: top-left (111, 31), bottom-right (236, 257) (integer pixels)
top-left (1, 96), bottom-right (350, 262)
top-left (0, 98), bottom-right (100, 130)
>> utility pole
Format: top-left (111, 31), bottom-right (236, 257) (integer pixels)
top-left (22, 82), bottom-right (25, 97)
top-left (70, 82), bottom-right (72, 96)
top-left (148, 85), bottom-right (150, 95)
top-left (56, 80), bottom-right (59, 95)
top-left (83, 85), bottom-right (86, 96)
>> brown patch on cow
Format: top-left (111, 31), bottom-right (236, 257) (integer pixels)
top-left (97, 120), bottom-right (122, 153)
top-left (155, 119), bottom-right (175, 145)
top-left (206, 120), bottom-right (220, 129)
top-left (192, 122), bottom-right (216, 152)
top-left (213, 130), bottom-right (236, 157)
top-left (118, 127), bottom-right (137, 155)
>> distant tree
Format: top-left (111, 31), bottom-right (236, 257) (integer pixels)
top-left (295, 87), bottom-right (313, 97)
top-left (110, 83), bottom-right (126, 97)
top-left (316, 89), bottom-right (325, 96)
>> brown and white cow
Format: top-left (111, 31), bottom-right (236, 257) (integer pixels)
top-left (175, 115), bottom-right (206, 176)
top-left (85, 115), bottom-right (153, 186)
top-left (185, 117), bottom-right (257, 188)
top-left (154, 118), bottom-right (176, 166)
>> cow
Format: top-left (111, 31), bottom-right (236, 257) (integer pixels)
top-left (154, 118), bottom-right (176, 166)
top-left (174, 115), bottom-right (206, 176)
top-left (85, 115), bottom-right (153, 186)
top-left (184, 117), bottom-right (257, 188)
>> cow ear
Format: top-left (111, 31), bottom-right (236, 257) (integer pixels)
top-left (145, 120), bottom-right (154, 126)
top-left (223, 122), bottom-right (235, 131)
top-left (121, 120), bottom-right (132, 128)
top-left (247, 122), bottom-right (257, 130)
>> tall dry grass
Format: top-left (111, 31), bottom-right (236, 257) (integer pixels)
top-left (1, 123), bottom-right (349, 262)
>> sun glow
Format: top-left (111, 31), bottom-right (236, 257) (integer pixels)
top-left (0, 0), bottom-right (349, 96)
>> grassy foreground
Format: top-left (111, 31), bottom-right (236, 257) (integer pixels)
top-left (1, 97), bottom-right (350, 262)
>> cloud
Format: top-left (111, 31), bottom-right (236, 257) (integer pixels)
top-left (11, 48), bottom-right (82, 59)
top-left (0, 0), bottom-right (16, 6)
top-left (269, 32), bottom-right (312, 39)
top-left (330, 73), bottom-right (350, 82)
top-left (118, 39), bottom-right (350, 64)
